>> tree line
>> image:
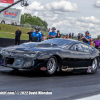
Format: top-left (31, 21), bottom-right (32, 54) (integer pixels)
top-left (21, 13), bottom-right (48, 29)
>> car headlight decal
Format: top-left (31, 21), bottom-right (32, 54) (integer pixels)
top-left (24, 54), bottom-right (36, 57)
top-left (23, 61), bottom-right (32, 68)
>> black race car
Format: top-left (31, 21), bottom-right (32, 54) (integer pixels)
top-left (0, 38), bottom-right (99, 75)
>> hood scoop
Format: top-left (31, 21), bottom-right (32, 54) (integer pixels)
top-left (36, 43), bottom-right (57, 47)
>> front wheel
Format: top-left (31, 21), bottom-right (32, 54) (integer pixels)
top-left (46, 56), bottom-right (57, 76)
top-left (90, 58), bottom-right (98, 74)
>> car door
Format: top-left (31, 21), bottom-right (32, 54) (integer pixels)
top-left (69, 43), bottom-right (91, 68)
top-left (61, 46), bottom-right (71, 67)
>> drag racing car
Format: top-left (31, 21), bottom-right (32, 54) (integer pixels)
top-left (0, 38), bottom-right (99, 75)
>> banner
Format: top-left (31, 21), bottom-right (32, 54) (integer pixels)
top-left (0, 0), bottom-right (14, 4)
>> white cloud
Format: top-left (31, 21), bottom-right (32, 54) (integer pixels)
top-left (45, 0), bottom-right (79, 13)
top-left (78, 16), bottom-right (100, 24)
top-left (17, 1), bottom-right (45, 14)
top-left (27, 1), bottom-right (45, 11)
top-left (17, 0), bottom-right (79, 15)
top-left (95, 0), bottom-right (100, 7)
top-left (16, 1), bottom-right (99, 38)
top-left (45, 16), bottom-right (100, 38)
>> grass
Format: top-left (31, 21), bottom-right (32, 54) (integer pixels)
top-left (0, 23), bottom-right (48, 40)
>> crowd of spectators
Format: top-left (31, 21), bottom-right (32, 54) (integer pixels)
top-left (15, 27), bottom-right (100, 50)
top-left (15, 27), bottom-right (62, 45)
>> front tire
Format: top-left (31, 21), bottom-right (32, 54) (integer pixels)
top-left (46, 56), bottom-right (57, 76)
top-left (91, 58), bottom-right (98, 74)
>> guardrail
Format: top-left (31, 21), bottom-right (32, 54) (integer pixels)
top-left (0, 38), bottom-right (28, 47)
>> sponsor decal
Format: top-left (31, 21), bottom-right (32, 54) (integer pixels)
top-left (88, 67), bottom-right (92, 69)
top-left (87, 70), bottom-right (91, 73)
top-left (40, 67), bottom-right (46, 71)
top-left (3, 10), bottom-right (18, 18)
top-left (0, 0), bottom-right (14, 4)
top-left (87, 66), bottom-right (92, 73)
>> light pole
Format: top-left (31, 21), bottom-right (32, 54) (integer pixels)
top-left (0, 0), bottom-right (29, 13)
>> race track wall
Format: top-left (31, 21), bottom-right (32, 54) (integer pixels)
top-left (0, 38), bottom-right (28, 47)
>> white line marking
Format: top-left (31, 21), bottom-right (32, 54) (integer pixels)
top-left (75, 94), bottom-right (100, 100)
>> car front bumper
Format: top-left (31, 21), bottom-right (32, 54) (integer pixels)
top-left (0, 55), bottom-right (35, 69)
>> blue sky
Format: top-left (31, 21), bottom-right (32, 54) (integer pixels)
top-left (0, 0), bottom-right (100, 38)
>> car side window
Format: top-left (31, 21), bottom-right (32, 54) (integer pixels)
top-left (70, 44), bottom-right (83, 52)
top-left (81, 44), bottom-right (89, 52)
top-left (70, 44), bottom-right (90, 52)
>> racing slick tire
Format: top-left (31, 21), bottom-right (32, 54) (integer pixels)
top-left (46, 56), bottom-right (57, 76)
top-left (90, 58), bottom-right (98, 74)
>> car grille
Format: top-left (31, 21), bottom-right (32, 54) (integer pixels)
top-left (5, 58), bottom-right (14, 64)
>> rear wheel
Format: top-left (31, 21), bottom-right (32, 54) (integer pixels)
top-left (46, 56), bottom-right (57, 76)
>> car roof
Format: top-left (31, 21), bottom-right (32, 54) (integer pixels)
top-left (48, 38), bottom-right (80, 43)
top-left (50, 38), bottom-right (91, 46)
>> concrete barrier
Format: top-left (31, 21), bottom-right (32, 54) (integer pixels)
top-left (0, 38), bottom-right (28, 47)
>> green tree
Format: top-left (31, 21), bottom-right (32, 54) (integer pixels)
top-left (21, 13), bottom-right (48, 29)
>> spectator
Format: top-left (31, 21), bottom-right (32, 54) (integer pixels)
top-left (89, 35), bottom-right (93, 46)
top-left (69, 33), bottom-right (71, 38)
top-left (15, 27), bottom-right (22, 45)
top-left (31, 27), bottom-right (42, 42)
top-left (93, 38), bottom-right (100, 49)
top-left (26, 29), bottom-right (33, 42)
top-left (78, 33), bottom-right (81, 41)
top-left (81, 31), bottom-right (91, 45)
top-left (72, 33), bottom-right (74, 39)
top-left (66, 34), bottom-right (70, 39)
top-left (56, 30), bottom-right (61, 38)
top-left (63, 36), bottom-right (66, 39)
top-left (48, 27), bottom-right (57, 39)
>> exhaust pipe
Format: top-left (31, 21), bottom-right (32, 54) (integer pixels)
top-left (62, 66), bottom-right (73, 72)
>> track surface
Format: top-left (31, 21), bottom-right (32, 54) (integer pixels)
top-left (0, 66), bottom-right (100, 100)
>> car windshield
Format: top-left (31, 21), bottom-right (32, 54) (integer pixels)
top-left (20, 42), bottom-right (37, 47)
top-left (42, 39), bottom-right (73, 48)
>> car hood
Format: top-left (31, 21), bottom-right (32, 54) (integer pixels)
top-left (1, 42), bottom-right (60, 53)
